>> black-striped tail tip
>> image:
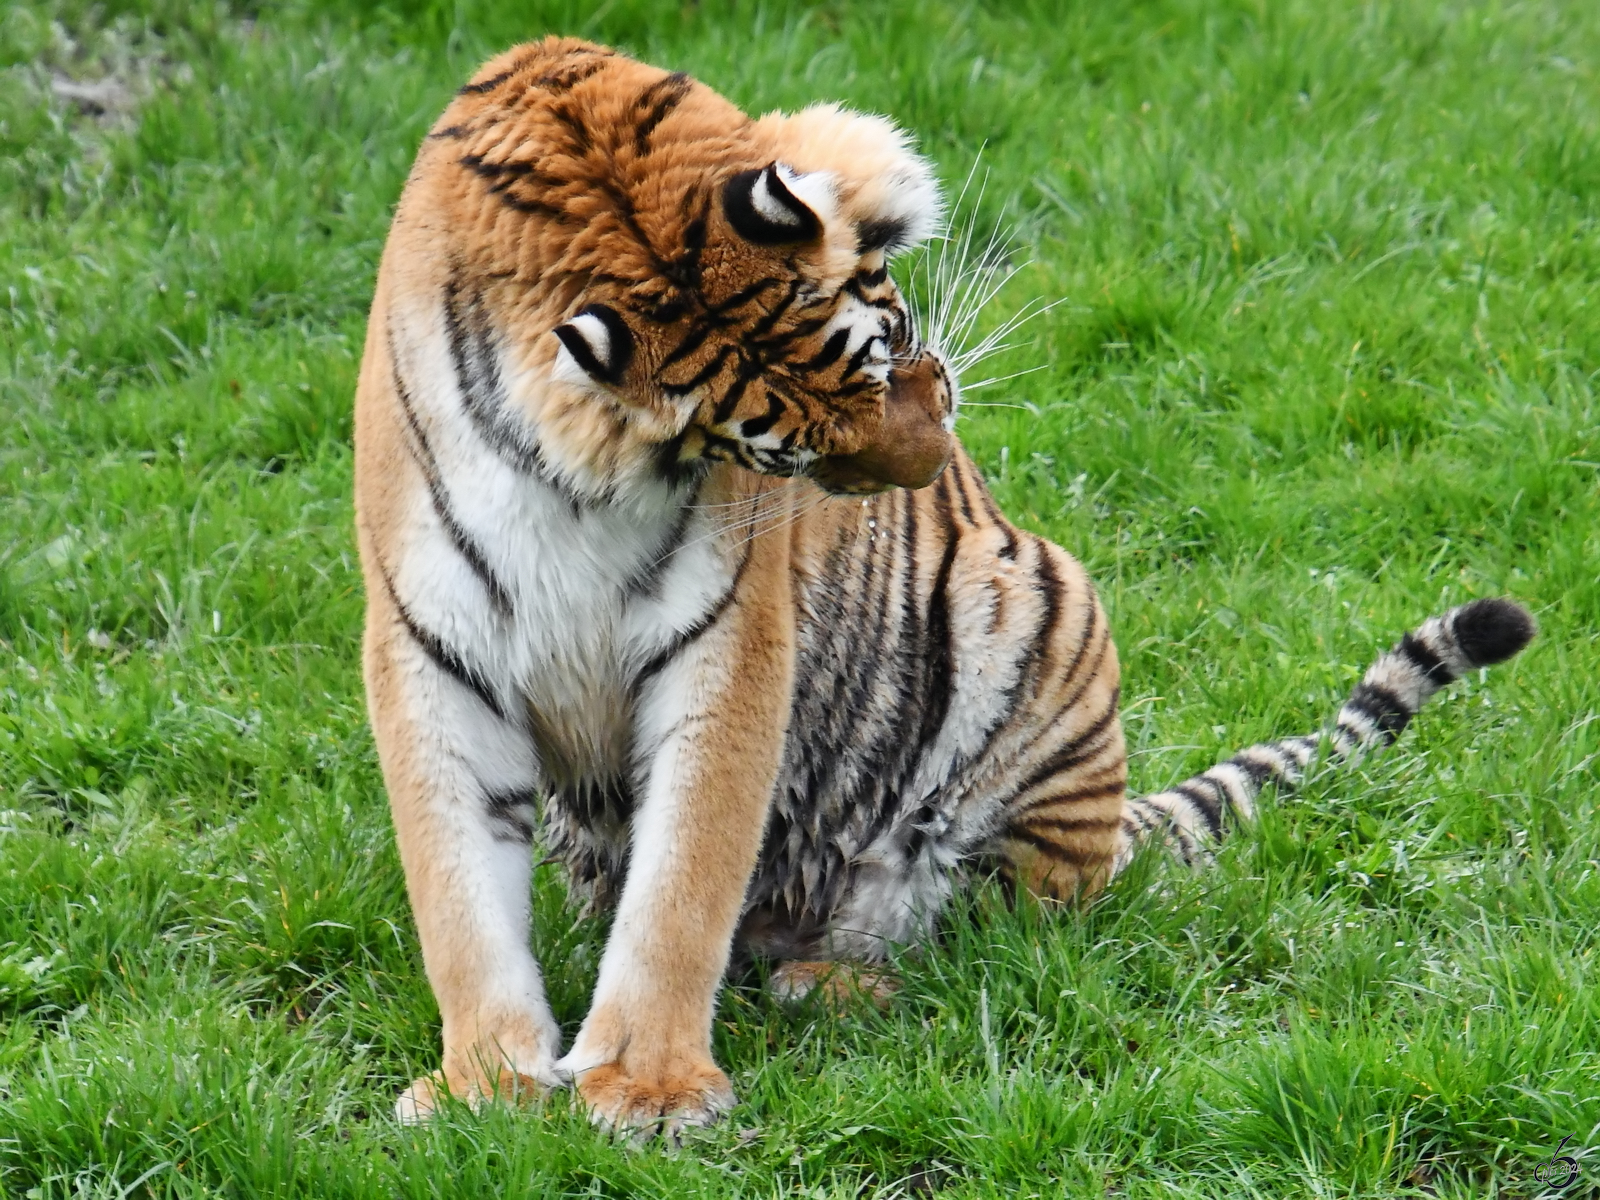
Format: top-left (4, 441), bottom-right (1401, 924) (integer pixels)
top-left (1451, 598), bottom-right (1537, 668)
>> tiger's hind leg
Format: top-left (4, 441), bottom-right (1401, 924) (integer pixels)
top-left (991, 578), bottom-right (1129, 903)
top-left (995, 766), bottom-right (1128, 902)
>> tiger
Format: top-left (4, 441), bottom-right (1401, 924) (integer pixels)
top-left (353, 36), bottom-right (1536, 1138)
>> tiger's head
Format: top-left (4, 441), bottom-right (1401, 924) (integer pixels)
top-left (422, 39), bottom-right (956, 498)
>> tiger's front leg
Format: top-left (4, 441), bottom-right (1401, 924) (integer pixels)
top-left (363, 580), bottom-right (564, 1122)
top-left (559, 546), bottom-right (795, 1138)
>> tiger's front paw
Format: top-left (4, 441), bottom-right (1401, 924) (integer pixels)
top-left (572, 1059), bottom-right (735, 1143)
top-left (395, 1021), bottom-right (566, 1124)
top-left (394, 1064), bottom-right (559, 1123)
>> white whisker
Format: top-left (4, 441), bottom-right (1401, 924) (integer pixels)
top-left (959, 364), bottom-right (1052, 391)
top-left (664, 478), bottom-right (817, 564)
top-left (904, 154), bottom-right (1073, 405)
top-left (718, 488), bottom-right (835, 555)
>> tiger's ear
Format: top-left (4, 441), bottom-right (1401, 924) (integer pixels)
top-left (552, 303), bottom-right (633, 386)
top-left (723, 164), bottom-right (823, 245)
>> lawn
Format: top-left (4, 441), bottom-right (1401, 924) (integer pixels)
top-left (1, 0), bottom-right (1597, 1195)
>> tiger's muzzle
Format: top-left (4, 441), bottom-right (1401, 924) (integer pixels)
top-left (811, 353), bottom-right (954, 495)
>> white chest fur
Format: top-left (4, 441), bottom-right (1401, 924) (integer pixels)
top-left (385, 301), bottom-right (732, 786)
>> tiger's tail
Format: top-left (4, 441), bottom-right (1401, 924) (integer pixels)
top-left (1113, 597), bottom-right (1538, 873)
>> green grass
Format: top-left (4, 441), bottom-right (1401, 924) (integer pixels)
top-left (1, 0), bottom-right (1597, 1195)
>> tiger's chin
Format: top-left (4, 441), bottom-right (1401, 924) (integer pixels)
top-left (808, 439), bottom-right (952, 495)
top-left (807, 458), bottom-right (902, 496)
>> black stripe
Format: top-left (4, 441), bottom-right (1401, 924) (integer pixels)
top-left (1124, 800), bottom-right (1161, 835)
top-left (1172, 780), bottom-right (1224, 838)
top-left (906, 488), bottom-right (961, 770)
top-left (843, 336), bottom-right (879, 379)
top-left (973, 478), bottom-right (1017, 560)
top-left (1016, 812), bottom-right (1123, 834)
top-left (841, 276), bottom-right (899, 305)
top-left (1398, 633), bottom-right (1455, 685)
top-left (457, 154), bottom-right (573, 221)
top-left (661, 194), bottom-right (711, 293)
top-left (549, 100), bottom-right (593, 155)
top-left (656, 320), bottom-right (720, 373)
top-left (1130, 799), bottom-right (1203, 863)
top-left (754, 311), bottom-right (831, 353)
top-left (1344, 682), bottom-right (1412, 738)
top-left (711, 361), bottom-right (762, 425)
top-left (1010, 777), bottom-right (1125, 817)
top-left (709, 275), bottom-right (783, 316)
top-left (739, 391), bottom-right (787, 439)
top-left (483, 786), bottom-right (537, 843)
top-left (1002, 824), bottom-right (1100, 865)
top-left (805, 486), bottom-right (918, 867)
top-left (796, 328), bottom-right (852, 374)
top-left (1036, 582), bottom-right (1106, 734)
top-left (634, 72), bottom-right (692, 154)
top-left (634, 542), bottom-right (755, 687)
top-left (662, 342), bottom-right (737, 397)
top-left (656, 277), bottom-right (780, 373)
top-left (977, 546), bottom-right (1091, 780)
top-left (1013, 698), bottom-right (1120, 799)
top-left (949, 456), bottom-right (978, 526)
top-left (457, 155), bottom-right (569, 190)
top-left (778, 504), bottom-right (889, 835)
top-left (1228, 751), bottom-right (1280, 786)
top-left (488, 191), bottom-right (572, 221)
top-left (442, 283), bottom-right (536, 473)
top-left (531, 52), bottom-right (612, 95)
top-left (1349, 680), bottom-right (1412, 721)
top-left (458, 70), bottom-right (513, 95)
top-left (744, 277), bottom-right (803, 341)
top-left (1233, 741), bottom-right (1306, 785)
top-left (390, 350), bottom-right (515, 617)
top-left (377, 563), bottom-right (507, 722)
top-left (1031, 549), bottom-right (1070, 682)
top-left (442, 283), bottom-right (589, 514)
top-left (697, 429), bottom-right (750, 465)
top-left (806, 485), bottom-right (903, 823)
top-left (855, 219), bottom-right (910, 255)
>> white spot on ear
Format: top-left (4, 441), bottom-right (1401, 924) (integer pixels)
top-left (775, 164), bottom-right (838, 224)
top-left (552, 339), bottom-right (591, 387)
top-left (871, 166), bottom-right (942, 253)
top-left (567, 311), bottom-right (611, 364)
top-left (553, 310), bottom-right (613, 386)
top-left (750, 166), bottom-right (805, 228)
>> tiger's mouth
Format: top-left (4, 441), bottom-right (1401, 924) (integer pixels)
top-left (809, 353), bottom-right (953, 495)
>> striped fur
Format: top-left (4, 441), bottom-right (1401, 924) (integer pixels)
top-left (354, 39), bottom-right (1536, 1137)
top-left (1114, 598), bottom-right (1537, 872)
